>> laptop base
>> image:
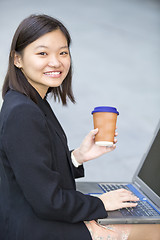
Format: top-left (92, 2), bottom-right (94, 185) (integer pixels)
top-left (76, 182), bottom-right (160, 224)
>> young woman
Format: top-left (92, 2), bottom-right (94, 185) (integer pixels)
top-left (0, 14), bottom-right (159, 240)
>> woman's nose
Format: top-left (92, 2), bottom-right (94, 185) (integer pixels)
top-left (48, 56), bottom-right (61, 68)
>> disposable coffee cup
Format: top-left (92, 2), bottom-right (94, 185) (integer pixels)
top-left (91, 106), bottom-right (119, 147)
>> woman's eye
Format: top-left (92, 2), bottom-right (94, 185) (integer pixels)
top-left (38, 52), bottom-right (47, 56)
top-left (60, 51), bottom-right (68, 56)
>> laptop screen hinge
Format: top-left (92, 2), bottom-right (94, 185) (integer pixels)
top-left (134, 182), bottom-right (141, 189)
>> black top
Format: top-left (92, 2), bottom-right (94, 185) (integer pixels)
top-left (0, 89), bottom-right (107, 240)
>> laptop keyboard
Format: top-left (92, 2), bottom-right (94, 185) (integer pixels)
top-left (99, 184), bottom-right (160, 217)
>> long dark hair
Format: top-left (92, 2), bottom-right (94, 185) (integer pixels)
top-left (2, 14), bottom-right (75, 105)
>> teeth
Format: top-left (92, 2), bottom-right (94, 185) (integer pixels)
top-left (45, 72), bottom-right (60, 75)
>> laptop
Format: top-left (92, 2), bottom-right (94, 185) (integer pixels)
top-left (76, 121), bottom-right (160, 224)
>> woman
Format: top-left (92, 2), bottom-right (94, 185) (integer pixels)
top-left (0, 14), bottom-right (159, 240)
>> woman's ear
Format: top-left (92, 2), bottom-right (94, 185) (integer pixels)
top-left (14, 52), bottom-right (23, 69)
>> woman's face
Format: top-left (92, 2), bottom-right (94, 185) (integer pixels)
top-left (14, 29), bottom-right (71, 98)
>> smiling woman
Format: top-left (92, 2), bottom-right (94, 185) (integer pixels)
top-left (14, 30), bottom-right (71, 98)
top-left (3, 14), bottom-right (74, 105)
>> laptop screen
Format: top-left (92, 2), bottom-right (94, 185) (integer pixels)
top-left (138, 128), bottom-right (160, 198)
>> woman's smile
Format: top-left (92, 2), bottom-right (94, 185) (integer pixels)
top-left (43, 71), bottom-right (62, 78)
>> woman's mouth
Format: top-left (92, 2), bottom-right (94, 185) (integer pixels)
top-left (44, 71), bottom-right (61, 77)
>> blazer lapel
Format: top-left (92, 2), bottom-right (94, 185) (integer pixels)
top-left (35, 94), bottom-right (75, 178)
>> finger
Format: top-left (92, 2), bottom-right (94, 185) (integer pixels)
top-left (114, 189), bottom-right (138, 199)
top-left (119, 190), bottom-right (139, 201)
top-left (91, 128), bottom-right (99, 136)
top-left (114, 189), bottom-right (130, 194)
top-left (113, 138), bottom-right (117, 144)
top-left (121, 202), bottom-right (138, 208)
top-left (117, 188), bottom-right (138, 196)
top-left (121, 195), bottom-right (139, 202)
top-left (86, 129), bottom-right (98, 140)
top-left (119, 189), bottom-right (137, 196)
top-left (119, 189), bottom-right (135, 195)
top-left (106, 145), bottom-right (116, 152)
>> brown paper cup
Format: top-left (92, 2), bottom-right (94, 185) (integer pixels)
top-left (92, 106), bottom-right (119, 147)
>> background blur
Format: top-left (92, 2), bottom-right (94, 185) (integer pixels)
top-left (0, 0), bottom-right (160, 182)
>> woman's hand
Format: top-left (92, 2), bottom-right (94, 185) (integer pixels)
top-left (72, 128), bottom-right (117, 165)
top-left (99, 189), bottom-right (139, 211)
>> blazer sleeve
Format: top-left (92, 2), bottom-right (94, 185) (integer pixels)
top-left (2, 103), bottom-right (108, 223)
top-left (69, 150), bottom-right (85, 179)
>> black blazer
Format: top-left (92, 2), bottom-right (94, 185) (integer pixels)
top-left (0, 90), bottom-right (108, 240)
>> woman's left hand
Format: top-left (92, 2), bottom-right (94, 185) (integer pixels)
top-left (72, 128), bottom-right (117, 165)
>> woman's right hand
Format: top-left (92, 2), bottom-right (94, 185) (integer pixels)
top-left (99, 189), bottom-right (139, 211)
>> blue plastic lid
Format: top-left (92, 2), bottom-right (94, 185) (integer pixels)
top-left (91, 106), bottom-right (119, 115)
